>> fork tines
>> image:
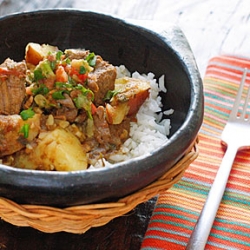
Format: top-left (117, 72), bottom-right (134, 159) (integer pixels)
top-left (230, 68), bottom-right (249, 120)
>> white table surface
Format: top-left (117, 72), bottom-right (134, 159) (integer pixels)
top-left (1, 0), bottom-right (250, 77)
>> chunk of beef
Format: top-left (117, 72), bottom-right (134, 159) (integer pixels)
top-left (0, 115), bottom-right (25, 157)
top-left (93, 106), bottom-right (130, 146)
top-left (0, 58), bottom-right (27, 115)
top-left (64, 49), bottom-right (89, 60)
top-left (88, 56), bottom-right (117, 106)
top-left (65, 50), bottom-right (117, 106)
top-left (93, 106), bottom-right (111, 144)
top-left (85, 106), bottom-right (130, 165)
top-left (109, 118), bottom-right (130, 146)
top-left (55, 93), bottom-right (78, 122)
top-left (0, 113), bottom-right (41, 158)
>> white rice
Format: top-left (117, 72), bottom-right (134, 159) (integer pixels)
top-left (90, 66), bottom-right (173, 169)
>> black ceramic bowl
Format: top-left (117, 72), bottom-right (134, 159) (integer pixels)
top-left (0, 9), bottom-right (203, 207)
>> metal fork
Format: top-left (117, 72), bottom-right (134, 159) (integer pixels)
top-left (186, 68), bottom-right (249, 250)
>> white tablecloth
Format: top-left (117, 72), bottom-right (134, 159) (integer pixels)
top-left (1, 0), bottom-right (250, 76)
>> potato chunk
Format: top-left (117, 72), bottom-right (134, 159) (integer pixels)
top-left (14, 128), bottom-right (88, 171)
top-left (114, 77), bottom-right (150, 115)
top-left (105, 102), bottom-right (130, 125)
top-left (106, 77), bottom-right (150, 124)
top-left (25, 43), bottom-right (58, 65)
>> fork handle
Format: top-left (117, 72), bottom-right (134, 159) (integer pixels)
top-left (186, 145), bottom-right (238, 250)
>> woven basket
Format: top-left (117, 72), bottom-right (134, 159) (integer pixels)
top-left (0, 139), bottom-right (198, 234)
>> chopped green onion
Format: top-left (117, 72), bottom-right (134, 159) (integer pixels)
top-left (56, 50), bottom-right (63, 61)
top-left (86, 52), bottom-right (96, 67)
top-left (40, 60), bottom-right (55, 78)
top-left (50, 60), bottom-right (56, 71)
top-left (52, 90), bottom-right (67, 100)
top-left (34, 69), bottom-right (44, 81)
top-left (59, 58), bottom-right (71, 67)
top-left (104, 90), bottom-right (119, 102)
top-left (66, 58), bottom-right (71, 64)
top-left (79, 65), bottom-right (86, 74)
top-left (73, 93), bottom-right (93, 119)
top-left (68, 75), bottom-right (77, 85)
top-left (55, 82), bottom-right (73, 89)
top-left (75, 84), bottom-right (94, 99)
top-left (32, 84), bottom-right (49, 95)
top-left (73, 93), bottom-right (87, 109)
top-left (19, 124), bottom-right (30, 138)
top-left (20, 108), bottom-right (35, 121)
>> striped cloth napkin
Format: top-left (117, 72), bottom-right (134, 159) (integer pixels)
top-left (141, 55), bottom-right (250, 250)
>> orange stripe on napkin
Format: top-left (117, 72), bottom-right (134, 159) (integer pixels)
top-left (141, 55), bottom-right (250, 250)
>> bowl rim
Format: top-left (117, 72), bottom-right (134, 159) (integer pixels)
top-left (0, 8), bottom-right (203, 175)
top-left (0, 9), bottom-right (203, 205)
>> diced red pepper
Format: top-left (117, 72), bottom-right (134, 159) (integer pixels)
top-left (77, 72), bottom-right (88, 82)
top-left (68, 66), bottom-right (88, 84)
top-left (91, 103), bottom-right (97, 115)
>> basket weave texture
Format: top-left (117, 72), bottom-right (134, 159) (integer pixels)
top-left (0, 140), bottom-right (198, 234)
